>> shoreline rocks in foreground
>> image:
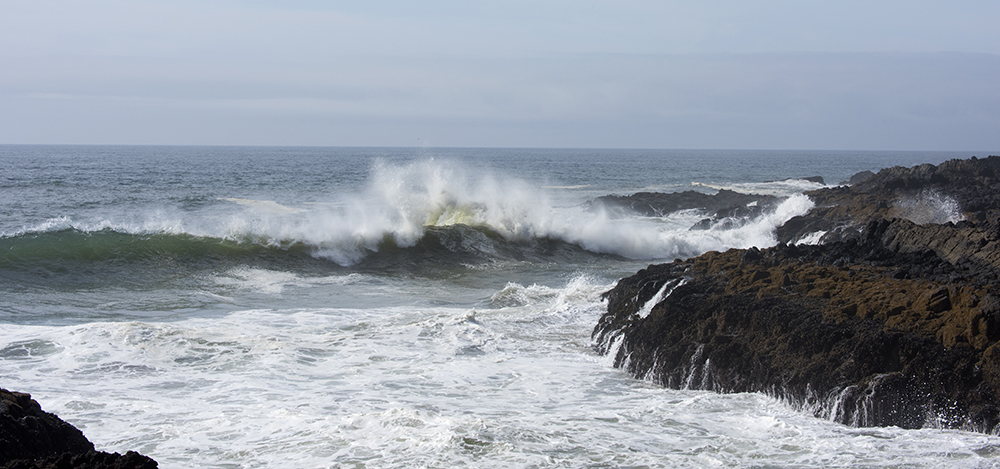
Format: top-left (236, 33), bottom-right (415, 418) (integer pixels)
top-left (1, 388), bottom-right (157, 469)
top-left (594, 155), bottom-right (1000, 432)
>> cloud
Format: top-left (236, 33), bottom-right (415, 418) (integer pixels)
top-left (1, 2), bottom-right (999, 148)
top-left (2, 51), bottom-right (998, 149)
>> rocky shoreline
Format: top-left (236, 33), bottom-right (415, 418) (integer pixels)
top-left (593, 155), bottom-right (1000, 431)
top-left (1, 388), bottom-right (157, 469)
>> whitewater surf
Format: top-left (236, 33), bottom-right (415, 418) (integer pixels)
top-left (2, 145), bottom-right (998, 468)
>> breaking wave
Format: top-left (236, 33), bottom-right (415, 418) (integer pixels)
top-left (1, 159), bottom-right (814, 278)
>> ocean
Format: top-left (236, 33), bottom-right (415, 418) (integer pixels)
top-left (2, 145), bottom-right (999, 468)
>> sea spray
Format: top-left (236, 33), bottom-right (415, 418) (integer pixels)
top-left (5, 159), bottom-right (816, 269)
top-left (893, 189), bottom-right (965, 225)
top-left (5, 146), bottom-right (995, 468)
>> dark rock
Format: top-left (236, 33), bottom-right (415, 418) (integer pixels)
top-left (592, 189), bottom-right (782, 217)
top-left (778, 155), bottom-right (1000, 245)
top-left (591, 189), bottom-right (785, 230)
top-left (848, 170), bottom-right (876, 185)
top-left (3, 451), bottom-right (157, 469)
top-left (1, 389), bottom-right (157, 469)
top-left (594, 156), bottom-right (1000, 432)
top-left (1, 389), bottom-right (93, 463)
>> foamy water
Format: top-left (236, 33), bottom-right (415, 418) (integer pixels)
top-left (5, 277), bottom-right (999, 468)
top-left (2, 146), bottom-right (996, 468)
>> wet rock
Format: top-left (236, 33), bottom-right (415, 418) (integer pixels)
top-left (593, 189), bottom-right (783, 218)
top-left (591, 189), bottom-right (785, 230)
top-left (595, 155), bottom-right (1000, 432)
top-left (2, 451), bottom-right (157, 469)
top-left (780, 155), bottom-right (1000, 244)
top-left (1, 388), bottom-right (157, 469)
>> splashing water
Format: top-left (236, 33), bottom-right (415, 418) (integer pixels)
top-left (893, 190), bottom-right (965, 225)
top-left (5, 146), bottom-right (993, 468)
top-left (7, 158), bottom-right (814, 266)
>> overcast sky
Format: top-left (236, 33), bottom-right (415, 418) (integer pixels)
top-left (2, 1), bottom-right (999, 150)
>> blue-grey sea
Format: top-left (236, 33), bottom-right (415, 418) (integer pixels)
top-left (2, 145), bottom-right (998, 468)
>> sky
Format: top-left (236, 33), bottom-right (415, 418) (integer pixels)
top-left (1, 1), bottom-right (999, 150)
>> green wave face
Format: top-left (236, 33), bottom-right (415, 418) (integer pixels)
top-left (2, 229), bottom-right (261, 263)
top-left (0, 226), bottom-right (616, 290)
top-left (0, 229), bottom-right (328, 289)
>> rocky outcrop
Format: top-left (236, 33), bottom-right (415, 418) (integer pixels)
top-left (592, 177), bottom-right (826, 230)
top-left (592, 189), bottom-right (784, 224)
top-left (1, 388), bottom-right (157, 469)
top-left (594, 155), bottom-right (1000, 432)
top-left (779, 155), bottom-right (1000, 245)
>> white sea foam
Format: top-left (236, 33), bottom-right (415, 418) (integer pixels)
top-left (692, 178), bottom-right (826, 197)
top-left (295, 160), bottom-right (816, 262)
top-left (6, 212), bottom-right (191, 238)
top-left (636, 278), bottom-right (687, 319)
top-left (213, 267), bottom-right (364, 295)
top-left (796, 230), bottom-right (828, 246)
top-left (219, 198), bottom-right (307, 214)
top-left (7, 147), bottom-right (996, 468)
top-left (4, 275), bottom-right (999, 468)
top-left (1, 216), bottom-right (74, 237)
top-left (567, 193), bottom-right (813, 260)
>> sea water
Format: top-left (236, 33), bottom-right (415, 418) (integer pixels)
top-left (2, 145), bottom-right (999, 468)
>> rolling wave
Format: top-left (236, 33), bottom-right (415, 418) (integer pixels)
top-left (0, 229), bottom-right (324, 290)
top-left (0, 229), bottom-right (302, 264)
top-left (0, 159), bottom-right (815, 287)
top-left (0, 225), bottom-right (618, 286)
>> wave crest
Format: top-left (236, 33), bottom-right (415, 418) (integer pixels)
top-left (3, 159), bottom-right (815, 268)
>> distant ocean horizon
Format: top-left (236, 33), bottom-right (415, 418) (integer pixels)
top-left (3, 145), bottom-right (998, 467)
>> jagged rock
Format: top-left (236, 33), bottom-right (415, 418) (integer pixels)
top-left (3, 451), bottom-right (156, 469)
top-left (594, 155), bottom-right (1000, 432)
top-left (592, 189), bottom-right (781, 217)
top-left (591, 189), bottom-right (784, 230)
top-left (779, 155), bottom-right (1000, 245)
top-left (594, 243), bottom-right (1000, 430)
top-left (0, 389), bottom-right (157, 469)
top-left (1, 389), bottom-right (93, 463)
